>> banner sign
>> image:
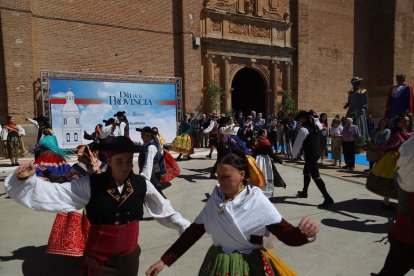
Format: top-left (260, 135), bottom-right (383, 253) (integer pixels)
top-left (49, 78), bottom-right (178, 148)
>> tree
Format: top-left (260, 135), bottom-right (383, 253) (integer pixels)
top-left (280, 90), bottom-right (296, 114)
top-left (207, 81), bottom-right (224, 114)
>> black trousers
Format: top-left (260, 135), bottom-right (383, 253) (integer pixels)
top-left (377, 234), bottom-right (414, 276)
top-left (303, 156), bottom-right (321, 180)
top-left (342, 141), bottom-right (356, 167)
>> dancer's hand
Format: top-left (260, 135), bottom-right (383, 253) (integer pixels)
top-left (146, 260), bottom-right (165, 276)
top-left (298, 216), bottom-right (319, 239)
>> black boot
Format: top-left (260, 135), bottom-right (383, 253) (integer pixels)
top-left (297, 174), bottom-right (311, 198)
top-left (314, 177), bottom-right (334, 208)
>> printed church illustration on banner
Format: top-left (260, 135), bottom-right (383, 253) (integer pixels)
top-left (61, 89), bottom-right (81, 148)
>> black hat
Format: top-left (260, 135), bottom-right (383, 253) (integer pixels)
top-left (33, 115), bottom-right (48, 122)
top-left (103, 118), bottom-right (116, 126)
top-left (99, 136), bottom-right (142, 153)
top-left (136, 126), bottom-right (155, 135)
top-left (350, 76), bottom-right (363, 83)
top-left (294, 110), bottom-right (311, 121)
top-left (114, 111), bottom-right (126, 117)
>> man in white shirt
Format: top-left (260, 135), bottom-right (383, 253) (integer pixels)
top-left (5, 136), bottom-right (190, 275)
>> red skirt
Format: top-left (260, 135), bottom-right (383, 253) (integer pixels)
top-left (46, 211), bottom-right (91, 257)
top-left (160, 151), bottom-right (181, 183)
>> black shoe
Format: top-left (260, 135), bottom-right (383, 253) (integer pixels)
top-left (342, 164), bottom-right (349, 169)
top-left (297, 190), bottom-right (308, 198)
top-left (209, 174), bottom-right (217, 179)
top-left (318, 198), bottom-right (334, 208)
top-left (206, 154), bottom-right (212, 158)
top-left (15, 162), bottom-right (20, 166)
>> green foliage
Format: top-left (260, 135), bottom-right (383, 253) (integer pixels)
top-left (207, 81), bottom-right (224, 114)
top-left (280, 90), bottom-right (296, 114)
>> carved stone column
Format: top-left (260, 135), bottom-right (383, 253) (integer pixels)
top-left (205, 54), bottom-right (214, 83)
top-left (285, 61), bottom-right (292, 92)
top-left (271, 60), bottom-right (279, 113)
top-left (222, 56), bottom-right (232, 114)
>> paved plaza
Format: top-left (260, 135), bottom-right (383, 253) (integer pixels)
top-left (0, 152), bottom-right (412, 276)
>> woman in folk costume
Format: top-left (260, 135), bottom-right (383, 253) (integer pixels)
top-left (43, 144), bottom-right (106, 257)
top-left (1, 115), bottom-right (26, 166)
top-left (372, 135), bottom-right (414, 276)
top-left (33, 128), bottom-right (72, 178)
top-left (5, 136), bottom-right (190, 275)
top-left (252, 129), bottom-right (286, 198)
top-left (171, 114), bottom-right (194, 160)
top-left (146, 151), bottom-right (319, 276)
top-left (220, 116), bottom-right (251, 155)
top-left (152, 127), bottom-right (181, 185)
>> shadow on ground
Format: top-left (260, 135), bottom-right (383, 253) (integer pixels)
top-left (320, 198), bottom-right (396, 234)
top-left (176, 167), bottom-right (212, 183)
top-left (0, 245), bottom-right (81, 276)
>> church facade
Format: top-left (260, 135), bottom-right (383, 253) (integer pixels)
top-left (0, 0), bottom-right (413, 126)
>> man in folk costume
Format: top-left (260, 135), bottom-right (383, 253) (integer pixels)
top-left (4, 136), bottom-right (190, 275)
top-left (292, 111), bottom-right (334, 208)
top-left (343, 76), bottom-right (369, 142)
top-left (136, 126), bottom-right (168, 199)
top-left (1, 115), bottom-right (25, 166)
top-left (26, 115), bottom-right (51, 143)
top-left (114, 111), bottom-right (130, 138)
top-left (384, 74), bottom-right (414, 120)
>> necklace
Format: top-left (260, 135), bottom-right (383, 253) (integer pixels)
top-left (217, 186), bottom-right (246, 215)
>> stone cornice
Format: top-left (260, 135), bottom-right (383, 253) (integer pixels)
top-left (202, 37), bottom-right (295, 59)
top-left (203, 8), bottom-right (292, 30)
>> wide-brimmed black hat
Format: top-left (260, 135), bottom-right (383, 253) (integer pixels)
top-left (136, 126), bottom-right (155, 135)
top-left (99, 136), bottom-right (142, 153)
top-left (114, 111), bottom-right (126, 117)
top-left (350, 76), bottom-right (363, 83)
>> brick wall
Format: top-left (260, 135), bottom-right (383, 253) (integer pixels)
top-left (0, 0), bottom-right (205, 125)
top-left (294, 0), bottom-right (354, 117)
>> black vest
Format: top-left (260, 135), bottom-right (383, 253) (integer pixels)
top-left (302, 124), bottom-right (321, 160)
top-left (86, 170), bottom-right (147, 225)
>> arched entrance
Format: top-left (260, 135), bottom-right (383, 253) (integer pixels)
top-left (231, 68), bottom-right (266, 116)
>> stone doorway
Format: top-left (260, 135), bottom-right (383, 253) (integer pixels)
top-left (231, 67), bottom-right (266, 116)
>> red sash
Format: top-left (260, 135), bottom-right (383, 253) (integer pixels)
top-left (84, 221), bottom-right (139, 262)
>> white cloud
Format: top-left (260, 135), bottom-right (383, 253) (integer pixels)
top-left (51, 92), bottom-right (67, 98)
top-left (97, 88), bottom-right (115, 98)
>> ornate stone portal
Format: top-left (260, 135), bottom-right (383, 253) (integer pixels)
top-left (202, 0), bottom-right (294, 115)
